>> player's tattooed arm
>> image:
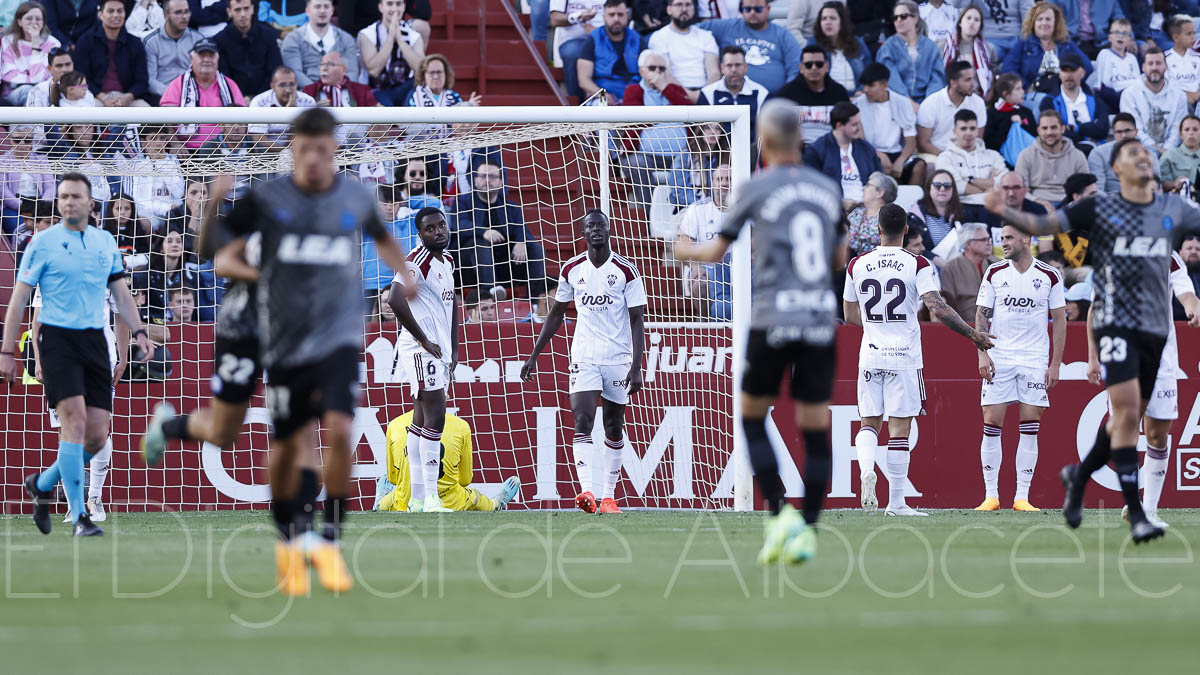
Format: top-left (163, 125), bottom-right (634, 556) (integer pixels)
top-left (922, 291), bottom-right (995, 350)
top-left (388, 278), bottom-right (441, 359)
top-left (975, 305), bottom-right (995, 381)
top-left (974, 306), bottom-right (992, 335)
top-left (628, 305), bottom-right (646, 396)
top-left (520, 298), bottom-right (570, 382)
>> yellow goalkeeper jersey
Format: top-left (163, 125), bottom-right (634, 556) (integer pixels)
top-left (381, 412), bottom-right (474, 511)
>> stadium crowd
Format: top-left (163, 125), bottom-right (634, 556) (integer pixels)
top-left (8, 0), bottom-right (1200, 357)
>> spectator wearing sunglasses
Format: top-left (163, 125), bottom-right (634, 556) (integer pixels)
top-left (775, 44), bottom-right (849, 145)
top-left (696, 0), bottom-right (802, 94)
top-left (876, 0), bottom-right (946, 103)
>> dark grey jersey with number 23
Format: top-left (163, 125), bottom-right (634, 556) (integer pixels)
top-left (719, 164), bottom-right (843, 344)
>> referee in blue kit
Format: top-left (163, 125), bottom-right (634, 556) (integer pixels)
top-left (1, 173), bottom-right (153, 537)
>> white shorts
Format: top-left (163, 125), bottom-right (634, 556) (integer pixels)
top-left (568, 362), bottom-right (631, 405)
top-left (857, 369), bottom-right (924, 419)
top-left (395, 347), bottom-right (450, 397)
top-left (1145, 375), bottom-right (1179, 420)
top-left (981, 365), bottom-right (1050, 407)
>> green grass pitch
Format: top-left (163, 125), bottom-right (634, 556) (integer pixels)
top-left (1, 509), bottom-right (1197, 673)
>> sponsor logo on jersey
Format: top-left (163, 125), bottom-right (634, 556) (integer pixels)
top-left (1113, 236), bottom-right (1169, 257)
top-left (1003, 296), bottom-right (1037, 308)
top-left (277, 234), bottom-right (354, 265)
top-left (578, 293), bottom-right (615, 307)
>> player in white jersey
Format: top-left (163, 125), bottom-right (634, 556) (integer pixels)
top-left (389, 207), bottom-right (458, 514)
top-left (675, 162), bottom-right (730, 317)
top-left (521, 209), bottom-right (648, 515)
top-left (1089, 251), bottom-right (1200, 528)
top-left (974, 225), bottom-right (1067, 512)
top-left (843, 206), bottom-right (995, 516)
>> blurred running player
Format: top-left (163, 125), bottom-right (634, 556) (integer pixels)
top-left (521, 209), bottom-right (647, 515)
top-left (974, 225), bottom-right (1067, 512)
top-left (844, 205), bottom-right (995, 517)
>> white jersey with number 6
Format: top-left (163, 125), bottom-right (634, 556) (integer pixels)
top-left (843, 246), bottom-right (938, 371)
top-left (393, 246), bottom-right (456, 357)
top-left (976, 259), bottom-right (1065, 371)
top-left (555, 252), bottom-right (647, 365)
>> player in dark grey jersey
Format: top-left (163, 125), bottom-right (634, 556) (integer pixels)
top-left (212, 109), bottom-right (413, 595)
top-left (986, 136), bottom-right (1200, 543)
top-left (676, 100), bottom-right (845, 565)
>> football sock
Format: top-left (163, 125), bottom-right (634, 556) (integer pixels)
top-left (1112, 446), bottom-right (1145, 521)
top-left (1143, 445), bottom-right (1169, 512)
top-left (855, 426), bottom-right (878, 478)
top-left (801, 430), bottom-right (831, 525)
top-left (743, 417), bottom-right (784, 515)
top-left (418, 429), bottom-right (443, 499)
top-left (572, 434), bottom-right (594, 495)
top-left (162, 413), bottom-right (192, 442)
top-left (407, 426), bottom-right (425, 503)
top-left (36, 461), bottom-right (61, 492)
top-left (1079, 426), bottom-right (1112, 478)
top-left (88, 437), bottom-right (113, 501)
top-left (981, 424), bottom-right (1003, 499)
top-left (1015, 420), bottom-right (1039, 502)
top-left (323, 495), bottom-right (348, 541)
top-left (292, 468), bottom-right (319, 535)
top-left (272, 495), bottom-right (296, 540)
top-left (602, 436), bottom-right (623, 500)
top-left (886, 438), bottom-right (910, 508)
top-left (58, 441), bottom-right (85, 523)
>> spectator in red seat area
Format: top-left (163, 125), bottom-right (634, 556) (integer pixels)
top-left (578, 0), bottom-right (643, 105)
top-left (338, 0), bottom-right (431, 44)
top-left (404, 54), bottom-right (480, 142)
top-left (214, 0), bottom-right (282, 99)
top-left (358, 0), bottom-right (425, 106)
top-left (75, 0), bottom-right (150, 106)
top-left (621, 48), bottom-right (690, 206)
top-left (1, 2), bottom-right (62, 106)
top-left (168, 288), bottom-right (196, 322)
top-left (159, 39), bottom-right (246, 151)
top-left (302, 50), bottom-right (378, 106)
top-left (1, 125), bottom-right (56, 236)
top-left (281, 0), bottom-right (364, 88)
top-left (248, 66), bottom-right (316, 147)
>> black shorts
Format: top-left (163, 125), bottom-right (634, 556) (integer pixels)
top-left (264, 347), bottom-right (360, 440)
top-left (742, 329), bottom-right (837, 403)
top-left (37, 325), bottom-right (111, 411)
top-left (210, 336), bottom-right (262, 404)
top-left (1094, 327), bottom-right (1167, 399)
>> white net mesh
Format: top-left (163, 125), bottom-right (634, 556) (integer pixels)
top-left (0, 107), bottom-right (747, 512)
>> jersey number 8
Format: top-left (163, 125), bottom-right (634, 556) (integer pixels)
top-left (789, 212), bottom-right (826, 281)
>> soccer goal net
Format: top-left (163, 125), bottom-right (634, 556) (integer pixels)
top-left (0, 105), bottom-right (752, 512)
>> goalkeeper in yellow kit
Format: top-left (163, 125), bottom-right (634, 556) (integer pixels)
top-left (376, 411), bottom-right (520, 512)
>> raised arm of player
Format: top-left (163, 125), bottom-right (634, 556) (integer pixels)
top-left (195, 175), bottom-right (235, 261)
top-left (975, 305), bottom-right (995, 382)
top-left (0, 281), bottom-right (35, 384)
top-left (628, 305), bottom-right (645, 395)
top-left (387, 276), bottom-right (442, 360)
top-left (213, 237), bottom-right (259, 283)
top-left (921, 290), bottom-right (996, 350)
top-left (983, 189), bottom-right (1065, 237)
top-left (108, 276), bottom-right (153, 361)
top-left (1048, 306), bottom-right (1066, 389)
top-left (520, 298), bottom-right (570, 381)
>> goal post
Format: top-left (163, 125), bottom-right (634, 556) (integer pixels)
top-left (0, 104), bottom-right (754, 512)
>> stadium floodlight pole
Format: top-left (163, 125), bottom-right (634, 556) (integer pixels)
top-left (728, 105), bottom-right (753, 512)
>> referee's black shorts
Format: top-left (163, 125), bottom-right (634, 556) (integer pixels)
top-left (742, 329), bottom-right (837, 403)
top-left (264, 346), bottom-right (360, 440)
top-left (1094, 327), bottom-right (1167, 399)
top-left (37, 325), bottom-right (112, 411)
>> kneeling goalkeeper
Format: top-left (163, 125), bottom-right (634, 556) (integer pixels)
top-left (376, 410), bottom-right (519, 512)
